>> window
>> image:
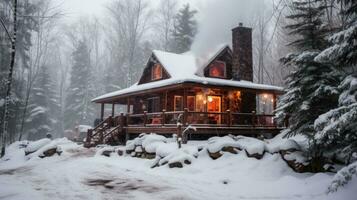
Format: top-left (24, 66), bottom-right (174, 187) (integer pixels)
top-left (195, 94), bottom-right (205, 112)
top-left (187, 96), bottom-right (195, 111)
top-left (174, 96), bottom-right (183, 111)
top-left (147, 97), bottom-right (160, 113)
top-left (151, 63), bottom-right (162, 80)
top-left (256, 94), bottom-right (274, 114)
top-left (209, 61), bottom-right (226, 78)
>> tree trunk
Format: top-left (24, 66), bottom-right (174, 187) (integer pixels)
top-left (1, 0), bottom-right (18, 158)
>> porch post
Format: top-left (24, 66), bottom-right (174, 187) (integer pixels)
top-left (164, 91), bottom-right (168, 110)
top-left (112, 104), bottom-right (115, 117)
top-left (183, 88), bottom-right (187, 109)
top-left (100, 103), bottom-right (105, 121)
top-left (127, 98), bottom-right (131, 114)
top-left (273, 94), bottom-right (277, 127)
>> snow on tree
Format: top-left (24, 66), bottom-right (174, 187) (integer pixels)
top-left (275, 0), bottom-right (341, 165)
top-left (171, 3), bottom-right (197, 53)
top-left (64, 41), bottom-right (96, 130)
top-left (313, 0), bottom-right (357, 165)
top-left (328, 158), bottom-right (357, 193)
top-left (314, 75), bottom-right (357, 164)
top-left (315, 0), bottom-right (357, 70)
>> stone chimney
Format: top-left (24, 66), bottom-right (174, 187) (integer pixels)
top-left (232, 23), bottom-right (253, 81)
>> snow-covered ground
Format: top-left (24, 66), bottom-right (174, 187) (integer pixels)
top-left (0, 137), bottom-right (356, 200)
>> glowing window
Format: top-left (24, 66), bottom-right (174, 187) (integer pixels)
top-left (151, 64), bottom-right (162, 80)
top-left (209, 61), bottom-right (226, 78)
top-left (174, 96), bottom-right (183, 111)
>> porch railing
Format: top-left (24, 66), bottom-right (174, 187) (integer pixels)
top-left (125, 109), bottom-right (280, 128)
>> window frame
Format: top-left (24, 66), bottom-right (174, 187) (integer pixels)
top-left (208, 60), bottom-right (226, 78)
top-left (174, 95), bottom-right (183, 111)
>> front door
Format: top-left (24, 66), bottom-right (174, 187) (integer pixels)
top-left (207, 96), bottom-right (221, 124)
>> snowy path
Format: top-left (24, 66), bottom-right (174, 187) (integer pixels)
top-left (0, 142), bottom-right (355, 200)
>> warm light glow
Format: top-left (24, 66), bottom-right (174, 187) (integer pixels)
top-left (208, 96), bottom-right (213, 103)
top-left (271, 99), bottom-right (274, 103)
top-left (228, 92), bottom-right (233, 99)
top-left (263, 94), bottom-right (268, 99)
top-left (203, 100), bottom-right (207, 104)
top-left (197, 94), bottom-right (203, 100)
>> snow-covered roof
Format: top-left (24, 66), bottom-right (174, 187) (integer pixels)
top-left (93, 46), bottom-right (284, 102)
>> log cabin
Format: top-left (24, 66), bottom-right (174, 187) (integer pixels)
top-left (84, 23), bottom-right (284, 147)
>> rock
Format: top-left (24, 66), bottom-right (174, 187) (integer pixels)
top-left (280, 151), bottom-right (312, 173)
top-left (39, 147), bottom-right (61, 158)
top-left (102, 150), bottom-right (113, 157)
top-left (222, 146), bottom-right (239, 154)
top-left (208, 150), bottom-right (222, 160)
top-left (144, 153), bottom-right (156, 159)
top-left (117, 149), bottom-right (124, 156)
top-left (245, 150), bottom-right (265, 160)
top-left (168, 162), bottom-right (183, 168)
top-left (184, 159), bottom-right (191, 165)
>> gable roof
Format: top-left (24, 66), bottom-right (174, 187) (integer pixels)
top-left (152, 50), bottom-right (197, 79)
top-left (92, 45), bottom-right (284, 103)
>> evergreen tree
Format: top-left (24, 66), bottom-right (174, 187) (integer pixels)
top-left (64, 41), bottom-right (95, 130)
top-left (276, 0), bottom-right (341, 165)
top-left (314, 75), bottom-right (357, 164)
top-left (171, 3), bottom-right (197, 53)
top-left (313, 0), bottom-right (357, 165)
top-left (315, 0), bottom-right (357, 70)
top-left (25, 65), bottom-right (57, 140)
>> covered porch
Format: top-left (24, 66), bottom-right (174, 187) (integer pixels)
top-left (96, 82), bottom-right (282, 129)
top-left (84, 83), bottom-right (284, 147)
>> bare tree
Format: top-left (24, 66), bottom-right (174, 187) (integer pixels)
top-left (106, 0), bottom-right (153, 87)
top-left (1, 0), bottom-right (17, 157)
top-left (155, 0), bottom-right (177, 51)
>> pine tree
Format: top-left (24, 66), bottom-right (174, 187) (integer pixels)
top-left (25, 65), bottom-right (57, 140)
top-left (64, 41), bottom-right (96, 130)
top-left (276, 0), bottom-right (341, 165)
top-left (313, 0), bottom-right (357, 164)
top-left (171, 3), bottom-right (197, 53)
top-left (314, 75), bottom-right (357, 164)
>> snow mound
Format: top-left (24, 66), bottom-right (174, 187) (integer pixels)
top-left (206, 136), bottom-right (241, 153)
top-left (152, 144), bottom-right (198, 168)
top-left (126, 133), bottom-right (167, 154)
top-left (24, 138), bottom-right (51, 154)
top-left (26, 139), bottom-right (63, 159)
top-left (266, 139), bottom-right (301, 153)
top-left (123, 133), bottom-right (198, 168)
top-left (234, 136), bottom-right (265, 155)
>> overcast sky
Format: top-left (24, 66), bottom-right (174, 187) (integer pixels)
top-left (56, 0), bottom-right (269, 54)
top-left (57, 0), bottom-right (202, 21)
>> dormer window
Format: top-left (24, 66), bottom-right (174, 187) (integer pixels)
top-left (209, 61), bottom-right (226, 78)
top-left (151, 63), bottom-right (162, 80)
